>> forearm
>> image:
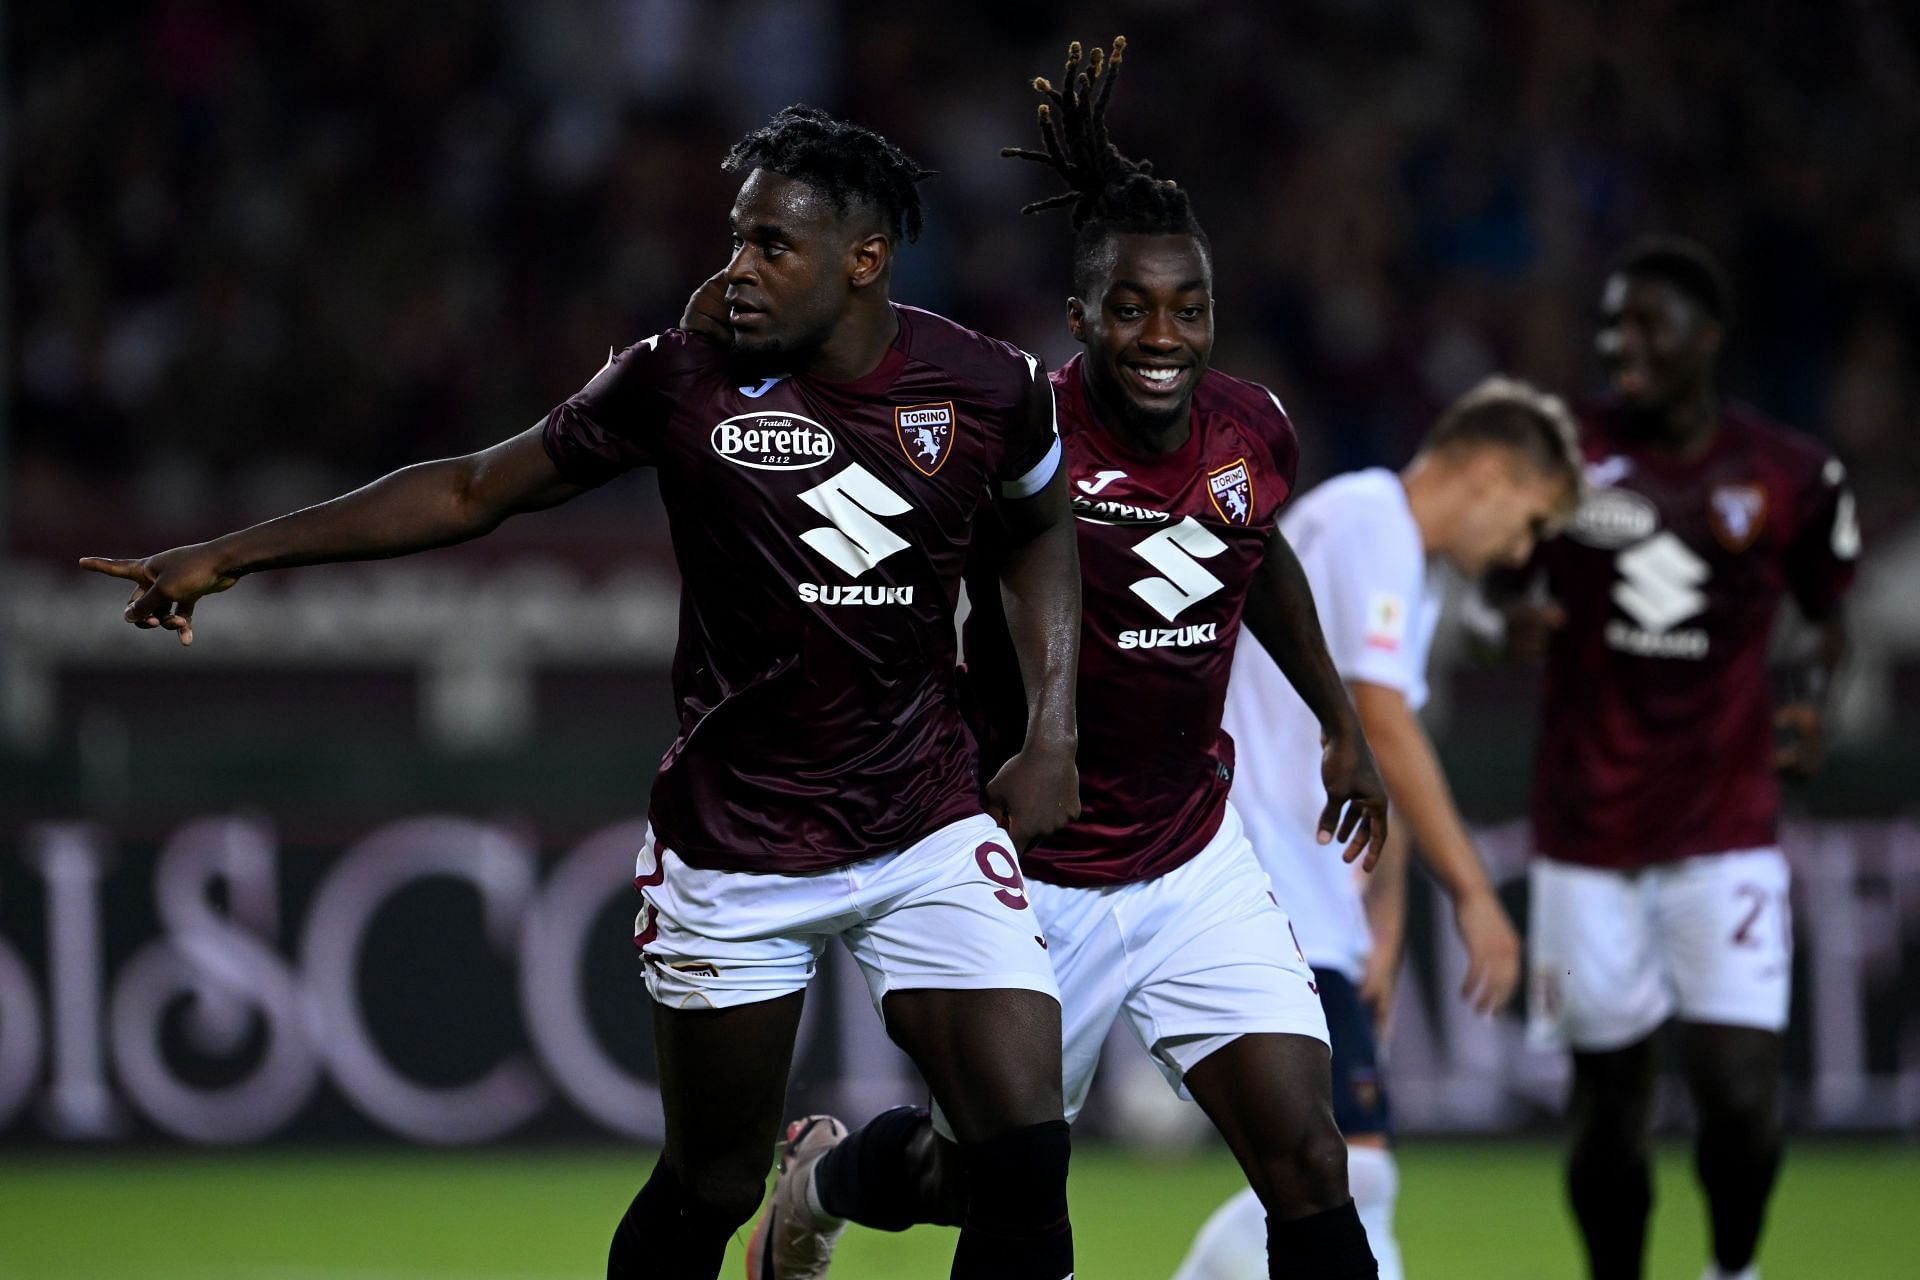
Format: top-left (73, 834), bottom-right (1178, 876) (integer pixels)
top-left (1359, 695), bottom-right (1494, 903)
top-left (1244, 532), bottom-right (1361, 735)
top-left (1363, 816), bottom-right (1410, 956)
top-left (997, 492), bottom-right (1081, 750)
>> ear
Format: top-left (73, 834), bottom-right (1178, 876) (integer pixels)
top-left (848, 233), bottom-right (892, 289)
top-left (1066, 296), bottom-right (1088, 344)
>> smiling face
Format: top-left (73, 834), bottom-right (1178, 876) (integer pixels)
top-left (1068, 232), bottom-right (1215, 441)
top-left (721, 168), bottom-right (889, 365)
top-left (1595, 272), bottom-right (1721, 413)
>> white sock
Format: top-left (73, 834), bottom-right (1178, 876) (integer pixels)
top-left (1701, 1267), bottom-right (1759, 1280)
top-left (1347, 1145), bottom-right (1403, 1280)
top-left (1170, 1186), bottom-right (1267, 1280)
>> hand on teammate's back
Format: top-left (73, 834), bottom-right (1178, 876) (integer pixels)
top-left (1773, 700), bottom-right (1826, 778)
top-left (679, 271), bottom-right (732, 342)
top-left (78, 545), bottom-right (239, 647)
top-left (1451, 888), bottom-right (1521, 1014)
top-left (983, 744), bottom-right (1081, 854)
top-left (1318, 729), bottom-right (1390, 871)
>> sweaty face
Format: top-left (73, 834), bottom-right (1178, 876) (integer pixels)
top-left (1070, 233), bottom-right (1214, 437)
top-left (1595, 273), bottom-right (1718, 412)
top-left (722, 169), bottom-right (867, 364)
top-left (1449, 452), bottom-right (1575, 577)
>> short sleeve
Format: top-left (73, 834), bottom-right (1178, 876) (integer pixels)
top-left (995, 354), bottom-right (1062, 500)
top-left (541, 332), bottom-right (696, 487)
top-left (1251, 384), bottom-right (1301, 508)
top-left (1310, 512), bottom-right (1428, 703)
top-left (1782, 454), bottom-right (1861, 620)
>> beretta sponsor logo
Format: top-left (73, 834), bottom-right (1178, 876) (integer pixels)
top-left (710, 411), bottom-right (835, 471)
top-left (1567, 487), bottom-right (1658, 548)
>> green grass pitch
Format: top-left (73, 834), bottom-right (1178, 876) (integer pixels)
top-left (1, 1139), bottom-right (1915, 1277)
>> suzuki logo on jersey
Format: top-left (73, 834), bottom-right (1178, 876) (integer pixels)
top-left (1128, 517), bottom-right (1229, 624)
top-left (1117, 622), bottom-right (1219, 649)
top-left (798, 583), bottom-right (915, 605)
top-left (797, 462), bottom-right (913, 579)
top-left (711, 412), bottom-right (835, 471)
top-left (1709, 484), bottom-right (1767, 552)
top-left (1609, 532), bottom-right (1710, 659)
top-left (1568, 486), bottom-right (1659, 548)
top-left (1206, 458), bottom-right (1255, 526)
top-left (895, 402), bottom-right (955, 477)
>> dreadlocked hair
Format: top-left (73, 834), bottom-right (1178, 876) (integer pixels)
top-left (1001, 37), bottom-right (1209, 291)
top-left (724, 104), bottom-right (935, 242)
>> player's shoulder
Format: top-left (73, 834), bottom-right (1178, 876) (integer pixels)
top-left (602, 328), bottom-right (728, 387)
top-left (895, 304), bottom-right (1040, 405)
top-left (1291, 469), bottom-right (1417, 551)
top-left (1722, 401), bottom-right (1836, 479)
top-left (1195, 367), bottom-right (1298, 473)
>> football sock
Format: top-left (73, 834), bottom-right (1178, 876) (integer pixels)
top-left (1568, 1141), bottom-right (1652, 1280)
top-left (948, 1119), bottom-right (1074, 1279)
top-left (1168, 1186), bottom-right (1267, 1280)
top-left (813, 1104), bottom-right (961, 1230)
top-left (1346, 1145), bottom-right (1403, 1280)
top-left (606, 1159), bottom-right (748, 1280)
top-left (1695, 1109), bottom-right (1781, 1273)
top-left (1265, 1198), bottom-right (1378, 1278)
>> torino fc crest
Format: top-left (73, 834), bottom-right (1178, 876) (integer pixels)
top-left (1709, 483), bottom-right (1768, 552)
top-left (895, 402), bottom-right (956, 477)
top-left (1207, 458), bottom-right (1254, 526)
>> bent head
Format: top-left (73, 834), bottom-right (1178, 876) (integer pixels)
top-left (1418, 377), bottom-right (1584, 576)
top-left (718, 106), bottom-right (931, 365)
top-left (1595, 236), bottom-right (1728, 414)
top-left (1070, 231), bottom-right (1214, 435)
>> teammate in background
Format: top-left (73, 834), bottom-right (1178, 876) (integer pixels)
top-left (733, 39), bottom-right (1390, 1280)
top-left (1505, 238), bottom-right (1860, 1280)
top-left (80, 108), bottom-right (1089, 1280)
top-left (1173, 377), bottom-right (1585, 1280)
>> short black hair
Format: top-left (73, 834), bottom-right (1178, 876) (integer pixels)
top-left (1000, 38), bottom-right (1211, 293)
top-left (1610, 235), bottom-right (1732, 325)
top-left (723, 105), bottom-right (934, 242)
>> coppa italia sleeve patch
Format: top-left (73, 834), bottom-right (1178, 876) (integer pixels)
top-left (1364, 591), bottom-right (1408, 651)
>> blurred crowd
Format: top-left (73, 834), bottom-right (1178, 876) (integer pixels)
top-left (11, 0), bottom-right (1919, 553)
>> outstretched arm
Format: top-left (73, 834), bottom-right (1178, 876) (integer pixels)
top-left (1243, 526), bottom-right (1390, 869)
top-left (80, 424), bottom-right (585, 645)
top-left (1349, 680), bottom-right (1519, 1013)
top-left (985, 463), bottom-right (1083, 852)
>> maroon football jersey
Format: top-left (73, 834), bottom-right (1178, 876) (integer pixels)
top-left (966, 355), bottom-right (1299, 887)
top-left (543, 306), bottom-right (1060, 874)
top-left (1532, 402), bottom-right (1859, 868)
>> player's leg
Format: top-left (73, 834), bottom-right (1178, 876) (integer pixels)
top-left (1682, 1024), bottom-right (1783, 1279)
top-left (1567, 1036), bottom-right (1660, 1280)
top-left (610, 830), bottom-right (827, 1280)
top-left (1171, 967), bottom-right (1396, 1280)
top-left (1659, 848), bottom-right (1794, 1279)
top-left (610, 994), bottom-right (805, 1279)
top-left (1529, 856), bottom-right (1672, 1280)
top-left (839, 815), bottom-right (1077, 1279)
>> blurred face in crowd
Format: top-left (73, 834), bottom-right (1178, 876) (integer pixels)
top-left (722, 169), bottom-right (890, 364)
top-left (1069, 233), bottom-right (1215, 441)
top-left (1595, 272), bottom-right (1721, 413)
top-left (1439, 446), bottom-right (1575, 576)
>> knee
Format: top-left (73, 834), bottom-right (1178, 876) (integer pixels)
top-left (672, 1158), bottom-right (767, 1231)
top-left (1251, 1119), bottom-right (1350, 1216)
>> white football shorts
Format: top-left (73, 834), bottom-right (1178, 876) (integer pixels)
top-left (945, 801), bottom-right (1328, 1134)
top-left (1527, 847), bottom-right (1792, 1052)
top-left (634, 813), bottom-right (1060, 1013)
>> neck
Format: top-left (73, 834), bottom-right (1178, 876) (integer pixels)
top-left (800, 297), bottom-right (899, 381)
top-left (1398, 460), bottom-right (1444, 558)
top-left (1642, 384), bottom-right (1720, 458)
top-left (1082, 365), bottom-right (1192, 455)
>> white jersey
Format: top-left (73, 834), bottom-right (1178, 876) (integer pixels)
top-left (1223, 468), bottom-right (1442, 979)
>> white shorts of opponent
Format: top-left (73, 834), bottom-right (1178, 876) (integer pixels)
top-left (931, 801), bottom-right (1329, 1138)
top-left (1527, 847), bottom-right (1792, 1053)
top-left (634, 813), bottom-right (1060, 1012)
